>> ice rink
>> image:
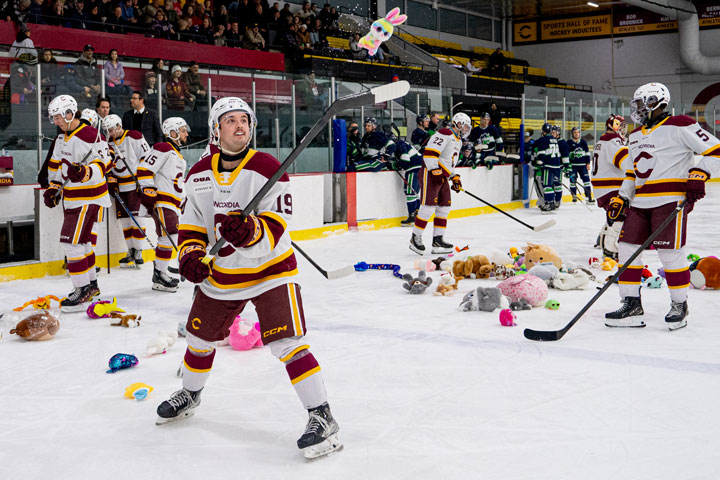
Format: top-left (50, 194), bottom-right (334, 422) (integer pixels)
top-left (2, 186), bottom-right (720, 479)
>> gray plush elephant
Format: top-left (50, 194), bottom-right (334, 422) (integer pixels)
top-left (402, 270), bottom-right (433, 294)
top-left (459, 286), bottom-right (503, 312)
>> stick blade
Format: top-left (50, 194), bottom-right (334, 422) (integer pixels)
top-left (523, 328), bottom-right (562, 341)
top-left (325, 265), bottom-right (356, 280)
top-left (371, 80), bottom-right (410, 103)
top-left (533, 219), bottom-right (556, 231)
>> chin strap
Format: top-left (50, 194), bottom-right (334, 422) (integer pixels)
top-left (644, 111), bottom-right (670, 129)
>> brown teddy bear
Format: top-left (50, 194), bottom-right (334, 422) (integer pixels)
top-left (452, 255), bottom-right (493, 280)
top-left (690, 256), bottom-right (720, 289)
top-left (9, 312), bottom-right (60, 341)
top-left (523, 243), bottom-right (562, 270)
top-left (434, 275), bottom-right (459, 296)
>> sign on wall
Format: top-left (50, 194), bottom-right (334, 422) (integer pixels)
top-left (540, 15), bottom-right (612, 41)
top-left (0, 157), bottom-right (13, 186)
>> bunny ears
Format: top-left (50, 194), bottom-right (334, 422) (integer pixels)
top-left (385, 7), bottom-right (407, 26)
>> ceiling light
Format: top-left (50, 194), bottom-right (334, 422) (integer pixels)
top-left (587, 2), bottom-right (599, 7)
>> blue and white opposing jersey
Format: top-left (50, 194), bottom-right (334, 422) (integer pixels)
top-left (533, 135), bottom-right (561, 167)
top-left (567, 139), bottom-right (590, 166)
top-left (468, 125), bottom-right (503, 154)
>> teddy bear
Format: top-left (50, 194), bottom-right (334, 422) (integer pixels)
top-left (523, 243), bottom-right (562, 270)
top-left (434, 274), bottom-right (458, 296)
top-left (690, 256), bottom-right (720, 289)
top-left (459, 287), bottom-right (507, 312)
top-left (402, 270), bottom-right (433, 294)
top-left (109, 313), bottom-right (141, 328)
top-left (9, 312), bottom-right (60, 341)
top-left (452, 255), bottom-right (493, 280)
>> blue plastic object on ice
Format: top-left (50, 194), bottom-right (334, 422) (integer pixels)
top-left (106, 353), bottom-right (139, 373)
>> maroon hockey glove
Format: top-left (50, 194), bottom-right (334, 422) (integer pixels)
top-left (218, 211), bottom-right (262, 249)
top-left (106, 174), bottom-right (119, 197)
top-left (450, 174), bottom-right (462, 192)
top-left (686, 169), bottom-right (709, 204)
top-left (141, 187), bottom-right (158, 211)
top-left (67, 163), bottom-right (92, 183)
top-left (178, 245), bottom-right (211, 284)
top-left (43, 182), bottom-right (62, 208)
top-left (606, 196), bottom-right (627, 226)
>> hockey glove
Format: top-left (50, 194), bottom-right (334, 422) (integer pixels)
top-left (43, 182), bottom-right (62, 208)
top-left (562, 163), bottom-right (572, 175)
top-left (179, 244), bottom-right (212, 284)
top-left (606, 196), bottom-right (628, 226)
top-left (67, 163), bottom-right (92, 183)
top-left (140, 187), bottom-right (158, 211)
top-left (450, 175), bottom-right (462, 192)
top-left (218, 211), bottom-right (263, 249)
top-left (106, 174), bottom-right (119, 197)
top-left (686, 168), bottom-right (709, 204)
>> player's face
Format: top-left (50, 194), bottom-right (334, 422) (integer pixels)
top-left (97, 101), bottom-right (110, 118)
top-left (219, 112), bottom-right (251, 152)
top-left (551, 130), bottom-right (559, 138)
top-left (52, 113), bottom-right (71, 128)
top-left (480, 117), bottom-right (489, 128)
top-left (178, 126), bottom-right (189, 144)
top-left (365, 123), bottom-right (374, 133)
top-left (572, 129), bottom-right (580, 140)
top-left (422, 119), bottom-right (429, 128)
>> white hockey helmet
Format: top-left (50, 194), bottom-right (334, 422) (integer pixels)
top-left (163, 117), bottom-right (190, 139)
top-left (80, 108), bottom-right (99, 128)
top-left (631, 82), bottom-right (670, 125)
top-left (48, 95), bottom-right (78, 121)
top-left (103, 114), bottom-right (123, 138)
top-left (208, 97), bottom-right (256, 145)
top-left (452, 112), bottom-right (472, 137)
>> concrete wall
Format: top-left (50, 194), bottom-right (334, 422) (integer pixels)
top-left (0, 184), bottom-right (35, 221)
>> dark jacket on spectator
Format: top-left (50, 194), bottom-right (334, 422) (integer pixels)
top-left (122, 108), bottom-right (163, 146)
top-left (74, 56), bottom-right (99, 89)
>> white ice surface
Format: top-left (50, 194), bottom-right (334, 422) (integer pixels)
top-left (2, 187), bottom-right (720, 479)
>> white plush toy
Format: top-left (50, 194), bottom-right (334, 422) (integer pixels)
top-left (146, 330), bottom-right (179, 356)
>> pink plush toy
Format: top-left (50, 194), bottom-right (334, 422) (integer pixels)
top-left (497, 274), bottom-right (548, 307)
top-left (499, 309), bottom-right (517, 327)
top-left (228, 316), bottom-right (263, 351)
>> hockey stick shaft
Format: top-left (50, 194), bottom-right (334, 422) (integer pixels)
top-left (113, 191), bottom-right (156, 249)
top-left (561, 182), bottom-right (593, 212)
top-left (524, 200), bottom-right (688, 341)
top-left (205, 81), bottom-right (411, 261)
top-left (461, 188), bottom-right (555, 231)
top-left (291, 241), bottom-right (354, 280)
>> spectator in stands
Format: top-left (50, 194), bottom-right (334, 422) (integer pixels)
top-left (193, 16), bottom-right (214, 44)
top-left (143, 0), bottom-right (158, 25)
top-left (165, 0), bottom-right (180, 26)
top-left (464, 59), bottom-right (481, 75)
top-left (123, 90), bottom-right (162, 145)
top-left (318, 3), bottom-right (331, 26)
top-left (26, 0), bottom-right (43, 24)
top-left (58, 63), bottom-right (85, 97)
top-left (298, 2), bottom-right (313, 20)
top-left (327, 6), bottom-right (339, 33)
top-left (67, 0), bottom-right (91, 29)
top-left (166, 64), bottom-right (194, 111)
top-left (309, 17), bottom-right (327, 49)
top-left (279, 3), bottom-right (293, 24)
top-left (177, 18), bottom-right (195, 42)
top-left (87, 3), bottom-right (105, 30)
top-left (182, 62), bottom-right (206, 110)
top-left (120, 0), bottom-right (138, 26)
top-left (75, 45), bottom-right (101, 101)
top-left (349, 33), bottom-right (366, 60)
top-left (488, 48), bottom-right (506, 74)
top-left (150, 9), bottom-right (175, 39)
top-left (213, 4), bottom-right (228, 29)
top-left (213, 24), bottom-right (227, 46)
top-left (251, 4), bottom-right (269, 40)
top-left (296, 23), bottom-right (312, 50)
top-left (46, 1), bottom-right (68, 27)
top-left (150, 58), bottom-right (167, 80)
top-left (226, 21), bottom-right (243, 48)
top-left (9, 64), bottom-right (35, 104)
top-left (280, 23), bottom-right (301, 67)
top-left (39, 49), bottom-right (60, 90)
top-left (96, 0), bottom-right (112, 21)
top-left (104, 49), bottom-right (130, 97)
top-left (9, 26), bottom-right (37, 59)
top-left (242, 23), bottom-right (266, 50)
top-left (143, 72), bottom-right (161, 107)
top-left (297, 72), bottom-right (327, 110)
top-left (489, 102), bottom-right (503, 135)
top-left (106, 6), bottom-right (127, 34)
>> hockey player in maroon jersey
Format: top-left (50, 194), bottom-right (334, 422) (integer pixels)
top-left (605, 83), bottom-right (720, 330)
top-left (155, 97), bottom-right (342, 460)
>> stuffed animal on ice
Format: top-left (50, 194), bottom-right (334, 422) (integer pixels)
top-left (402, 270), bottom-right (433, 294)
top-left (497, 274), bottom-right (548, 307)
top-left (452, 255), bottom-right (493, 280)
top-left (527, 263), bottom-right (559, 285)
top-left (359, 7), bottom-right (407, 56)
top-left (499, 309), bottom-right (517, 326)
top-left (551, 268), bottom-right (593, 290)
top-left (146, 330), bottom-right (179, 356)
top-left (9, 312), bottom-right (60, 341)
top-left (493, 264), bottom-right (515, 281)
top-left (87, 297), bottom-right (125, 318)
top-left (13, 295), bottom-right (61, 312)
top-left (523, 243), bottom-right (562, 270)
top-left (690, 256), bottom-right (720, 289)
top-left (109, 312), bottom-right (141, 328)
top-left (228, 315), bottom-right (263, 351)
top-left (459, 287), bottom-right (508, 312)
top-left (434, 274), bottom-right (458, 296)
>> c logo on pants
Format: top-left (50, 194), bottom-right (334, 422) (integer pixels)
top-left (191, 317), bottom-right (202, 330)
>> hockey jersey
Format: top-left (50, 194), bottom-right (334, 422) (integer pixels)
top-left (423, 127), bottom-right (462, 177)
top-left (533, 135), bottom-right (561, 168)
top-left (48, 123), bottom-right (111, 209)
top-left (557, 138), bottom-right (570, 165)
top-left (591, 132), bottom-right (628, 208)
top-left (137, 142), bottom-right (187, 214)
top-left (179, 149), bottom-right (296, 300)
top-left (620, 115), bottom-right (720, 209)
top-left (360, 130), bottom-right (392, 161)
top-left (468, 125), bottom-right (503, 154)
top-left (110, 130), bottom-right (150, 192)
top-left (387, 139), bottom-right (422, 171)
top-left (567, 138), bottom-right (590, 166)
top-left (411, 127), bottom-right (429, 151)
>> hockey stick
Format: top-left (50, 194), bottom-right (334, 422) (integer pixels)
top-left (203, 81), bottom-right (411, 263)
top-left (292, 241), bottom-right (355, 280)
top-left (561, 182), bottom-right (593, 212)
top-left (461, 188), bottom-right (556, 231)
top-left (114, 191), bottom-right (156, 249)
top-left (524, 200), bottom-right (688, 342)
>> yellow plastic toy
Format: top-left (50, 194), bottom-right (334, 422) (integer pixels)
top-left (124, 383), bottom-right (154, 401)
top-left (601, 257), bottom-right (618, 271)
top-left (13, 295), bottom-right (61, 311)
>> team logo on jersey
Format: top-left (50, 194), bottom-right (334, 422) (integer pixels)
top-left (218, 172), bottom-right (233, 185)
top-left (191, 317), bottom-right (202, 330)
top-left (193, 176), bottom-right (211, 183)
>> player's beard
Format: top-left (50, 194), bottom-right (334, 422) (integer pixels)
top-left (221, 131), bottom-right (250, 155)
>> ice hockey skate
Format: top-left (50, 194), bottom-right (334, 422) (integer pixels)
top-left (665, 301), bottom-right (688, 331)
top-left (605, 296), bottom-right (645, 328)
top-left (400, 210), bottom-right (417, 227)
top-left (297, 403), bottom-right (343, 460)
top-left (156, 388), bottom-right (202, 425)
top-left (539, 203), bottom-right (556, 214)
top-left (431, 236), bottom-right (453, 254)
top-left (152, 266), bottom-right (179, 292)
top-left (87, 280), bottom-right (101, 299)
top-left (409, 233), bottom-right (425, 255)
top-left (133, 248), bottom-right (145, 266)
top-left (119, 248), bottom-right (140, 269)
top-left (60, 284), bottom-right (96, 313)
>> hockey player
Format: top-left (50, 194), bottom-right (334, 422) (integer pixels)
top-left (346, 121), bottom-right (362, 170)
top-left (135, 117), bottom-right (188, 292)
top-left (532, 123), bottom-right (561, 212)
top-left (409, 112), bottom-right (468, 255)
top-left (467, 112), bottom-right (503, 169)
top-left (356, 117), bottom-right (391, 171)
top-left (386, 134), bottom-right (422, 226)
top-left (103, 113), bottom-right (151, 268)
top-left (605, 82), bottom-right (720, 330)
top-left (156, 97), bottom-right (342, 460)
top-left (591, 114), bottom-right (628, 260)
top-left (43, 95), bottom-right (111, 312)
top-left (567, 126), bottom-right (594, 204)
top-left (552, 125), bottom-right (571, 208)
top-left (411, 114), bottom-right (430, 152)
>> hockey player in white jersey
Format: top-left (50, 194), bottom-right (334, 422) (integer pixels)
top-left (103, 113), bottom-right (151, 268)
top-left (136, 117), bottom-right (187, 292)
top-left (410, 112), bottom-right (466, 254)
top-left (605, 82), bottom-right (720, 330)
top-left (155, 98), bottom-right (342, 460)
top-left (591, 114), bottom-right (629, 260)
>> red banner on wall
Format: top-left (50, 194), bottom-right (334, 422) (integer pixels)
top-left (0, 156), bottom-right (13, 186)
